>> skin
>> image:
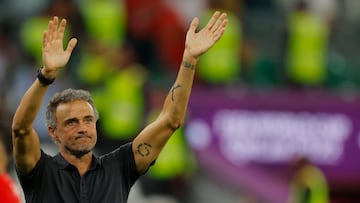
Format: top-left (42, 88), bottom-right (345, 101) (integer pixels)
top-left (12, 12), bottom-right (228, 176)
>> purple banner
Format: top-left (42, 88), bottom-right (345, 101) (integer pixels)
top-left (185, 87), bottom-right (360, 202)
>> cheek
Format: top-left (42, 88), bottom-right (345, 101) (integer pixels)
top-left (56, 128), bottom-right (75, 141)
top-left (89, 124), bottom-right (98, 134)
top-left (90, 129), bottom-right (98, 141)
top-left (90, 125), bottom-right (96, 133)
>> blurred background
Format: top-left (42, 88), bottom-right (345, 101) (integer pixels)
top-left (1, 0), bottom-right (360, 202)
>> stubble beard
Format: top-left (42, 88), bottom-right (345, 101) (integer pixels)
top-left (65, 145), bottom-right (93, 158)
top-left (62, 134), bottom-right (97, 158)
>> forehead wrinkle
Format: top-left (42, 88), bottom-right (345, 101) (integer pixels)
top-left (56, 100), bottom-right (95, 121)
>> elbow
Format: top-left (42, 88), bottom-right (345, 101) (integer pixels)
top-left (166, 114), bottom-right (184, 131)
top-left (12, 122), bottom-right (31, 138)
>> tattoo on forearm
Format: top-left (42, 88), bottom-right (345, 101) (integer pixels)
top-left (182, 61), bottom-right (196, 70)
top-left (137, 143), bottom-right (152, 157)
top-left (170, 84), bottom-right (182, 101)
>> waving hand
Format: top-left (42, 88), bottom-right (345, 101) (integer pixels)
top-left (185, 11), bottom-right (228, 58)
top-left (42, 16), bottom-right (77, 77)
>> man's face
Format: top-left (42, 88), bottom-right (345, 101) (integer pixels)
top-left (50, 100), bottom-right (97, 158)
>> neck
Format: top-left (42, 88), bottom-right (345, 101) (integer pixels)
top-left (61, 150), bottom-right (92, 176)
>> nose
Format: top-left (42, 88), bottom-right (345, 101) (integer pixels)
top-left (77, 121), bottom-right (88, 134)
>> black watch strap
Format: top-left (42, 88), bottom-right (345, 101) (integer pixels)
top-left (37, 67), bottom-right (55, 85)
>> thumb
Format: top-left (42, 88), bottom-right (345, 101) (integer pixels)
top-left (188, 17), bottom-right (199, 33)
top-left (65, 38), bottom-right (77, 54)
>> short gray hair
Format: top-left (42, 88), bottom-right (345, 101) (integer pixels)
top-left (46, 88), bottom-right (99, 128)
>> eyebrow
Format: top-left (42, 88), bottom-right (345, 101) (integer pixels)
top-left (64, 117), bottom-right (78, 124)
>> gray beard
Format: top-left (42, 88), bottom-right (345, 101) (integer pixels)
top-left (65, 146), bottom-right (91, 158)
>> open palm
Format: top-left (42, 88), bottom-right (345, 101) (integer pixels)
top-left (42, 16), bottom-right (77, 72)
top-left (185, 11), bottom-right (228, 58)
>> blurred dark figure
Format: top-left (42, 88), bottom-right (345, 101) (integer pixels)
top-left (243, 0), bottom-right (276, 10)
top-left (0, 121), bottom-right (22, 203)
top-left (0, 18), bottom-right (20, 101)
top-left (288, 157), bottom-right (329, 203)
top-left (124, 0), bottom-right (186, 79)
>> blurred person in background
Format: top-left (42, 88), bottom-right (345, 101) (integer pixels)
top-left (11, 11), bottom-right (228, 203)
top-left (90, 43), bottom-right (149, 155)
top-left (75, 0), bottom-right (127, 88)
top-left (0, 126), bottom-right (22, 203)
top-left (164, 0), bottom-right (207, 27)
top-left (124, 0), bottom-right (187, 79)
top-left (283, 0), bottom-right (330, 88)
top-left (288, 156), bottom-right (329, 203)
top-left (0, 17), bottom-right (20, 105)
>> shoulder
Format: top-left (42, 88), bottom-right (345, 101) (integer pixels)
top-left (98, 142), bottom-right (140, 175)
top-left (17, 150), bottom-right (54, 178)
top-left (99, 142), bottom-right (133, 162)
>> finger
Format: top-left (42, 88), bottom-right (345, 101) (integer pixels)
top-left (57, 19), bottom-right (67, 40)
top-left (213, 27), bottom-right (225, 42)
top-left (188, 17), bottom-right (199, 33)
top-left (205, 11), bottom-right (220, 30)
top-left (51, 16), bottom-right (59, 41)
top-left (213, 19), bottom-right (228, 42)
top-left (42, 31), bottom-right (48, 49)
top-left (65, 38), bottom-right (77, 54)
top-left (210, 13), bottom-right (227, 33)
top-left (47, 19), bottom-right (53, 42)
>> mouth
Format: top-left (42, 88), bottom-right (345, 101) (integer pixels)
top-left (74, 134), bottom-right (92, 140)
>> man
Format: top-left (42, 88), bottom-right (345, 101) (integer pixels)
top-left (12, 11), bottom-right (228, 202)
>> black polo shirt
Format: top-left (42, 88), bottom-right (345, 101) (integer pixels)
top-left (17, 142), bottom-right (141, 203)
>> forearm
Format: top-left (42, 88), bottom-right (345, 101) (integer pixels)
top-left (133, 51), bottom-right (198, 173)
top-left (133, 11), bottom-right (227, 173)
top-left (12, 79), bottom-right (49, 135)
top-left (161, 50), bottom-right (198, 129)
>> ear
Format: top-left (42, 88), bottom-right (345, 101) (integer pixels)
top-left (48, 126), bottom-right (58, 143)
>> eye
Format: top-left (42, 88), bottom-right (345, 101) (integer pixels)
top-left (65, 119), bottom-right (78, 127)
top-left (84, 117), bottom-right (94, 124)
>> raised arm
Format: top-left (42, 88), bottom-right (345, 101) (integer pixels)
top-left (132, 11), bottom-right (228, 173)
top-left (12, 16), bottom-right (77, 173)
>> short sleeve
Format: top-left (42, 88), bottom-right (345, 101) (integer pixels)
top-left (100, 142), bottom-right (141, 187)
top-left (16, 150), bottom-right (48, 193)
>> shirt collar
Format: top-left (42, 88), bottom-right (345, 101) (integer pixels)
top-left (53, 152), bottom-right (101, 171)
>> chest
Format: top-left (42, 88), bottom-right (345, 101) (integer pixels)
top-left (38, 168), bottom-right (129, 203)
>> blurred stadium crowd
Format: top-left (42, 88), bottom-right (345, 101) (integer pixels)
top-left (1, 0), bottom-right (360, 202)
